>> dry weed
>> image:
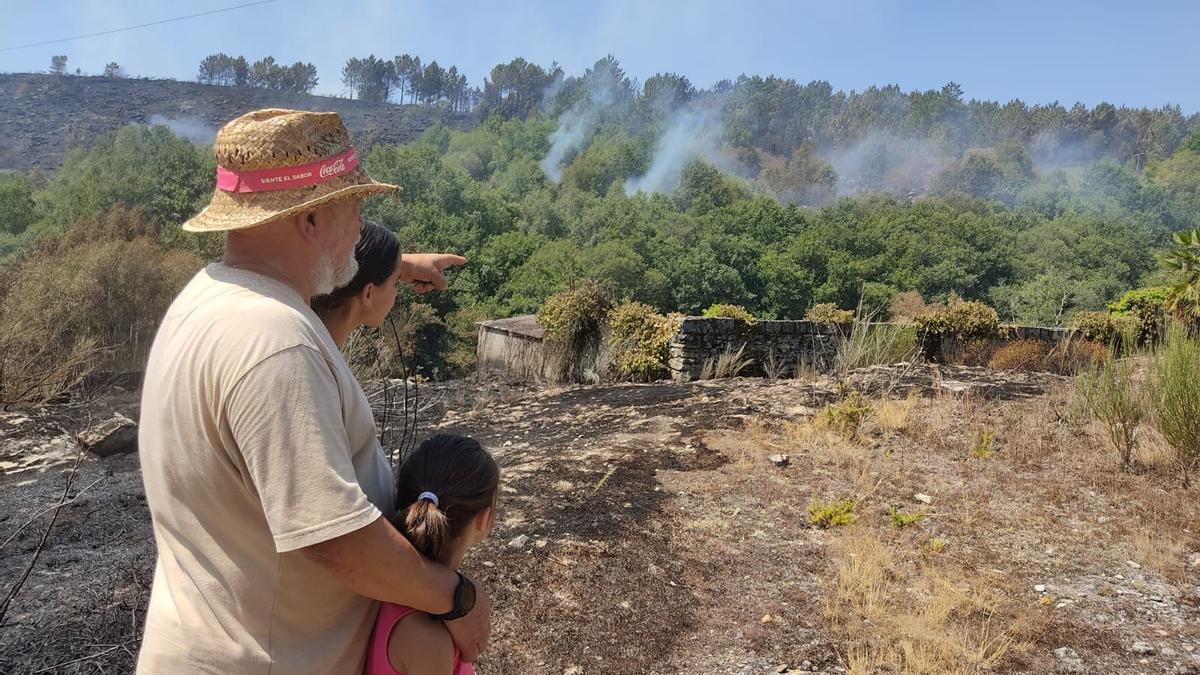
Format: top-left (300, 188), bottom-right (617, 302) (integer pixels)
top-left (874, 390), bottom-right (919, 433)
top-left (823, 532), bottom-right (1030, 673)
top-left (1131, 531), bottom-right (1188, 583)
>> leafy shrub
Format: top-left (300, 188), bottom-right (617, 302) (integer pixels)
top-left (1148, 329), bottom-right (1200, 486)
top-left (914, 296), bottom-right (1000, 341)
top-left (809, 499), bottom-right (856, 529)
top-left (0, 174), bottom-right (38, 236)
top-left (1077, 358), bottom-right (1145, 469)
top-left (805, 302), bottom-right (854, 325)
top-left (701, 303), bottom-right (756, 324)
top-left (1067, 310), bottom-right (1136, 346)
top-left (886, 505), bottom-right (926, 527)
top-left (536, 280), bottom-right (614, 382)
top-left (37, 125), bottom-right (213, 231)
top-left (1108, 286), bottom-right (1171, 346)
top-left (607, 301), bottom-right (682, 381)
top-left (0, 213), bottom-right (201, 402)
top-left (817, 392), bottom-right (874, 439)
top-left (987, 339), bottom-right (1049, 371)
top-left (969, 431), bottom-right (996, 459)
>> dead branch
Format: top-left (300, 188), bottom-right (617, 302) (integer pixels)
top-left (0, 448), bottom-right (84, 626)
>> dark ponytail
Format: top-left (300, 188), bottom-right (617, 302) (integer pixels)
top-left (395, 435), bottom-right (500, 562)
top-left (310, 221), bottom-right (401, 314)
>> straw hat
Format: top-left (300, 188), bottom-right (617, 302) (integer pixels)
top-left (182, 108), bottom-right (399, 232)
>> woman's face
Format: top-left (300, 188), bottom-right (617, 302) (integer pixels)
top-left (361, 251), bottom-right (405, 328)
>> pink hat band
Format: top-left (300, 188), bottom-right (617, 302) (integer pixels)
top-left (215, 145), bottom-right (359, 193)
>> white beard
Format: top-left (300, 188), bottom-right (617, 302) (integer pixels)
top-left (312, 249), bottom-right (359, 296)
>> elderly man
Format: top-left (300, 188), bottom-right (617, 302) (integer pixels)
top-left (137, 109), bottom-right (487, 673)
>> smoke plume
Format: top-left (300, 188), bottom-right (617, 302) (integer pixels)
top-left (147, 114), bottom-right (217, 145)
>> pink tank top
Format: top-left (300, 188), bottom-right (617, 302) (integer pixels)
top-left (365, 602), bottom-right (476, 675)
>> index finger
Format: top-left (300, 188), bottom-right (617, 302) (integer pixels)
top-left (436, 254), bottom-right (468, 270)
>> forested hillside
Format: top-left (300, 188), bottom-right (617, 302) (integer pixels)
top-left (2, 55), bottom-right (1198, 380)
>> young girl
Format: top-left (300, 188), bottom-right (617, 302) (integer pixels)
top-left (365, 434), bottom-right (500, 675)
top-left (311, 220), bottom-right (404, 349)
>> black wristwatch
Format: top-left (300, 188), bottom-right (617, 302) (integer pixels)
top-left (430, 572), bottom-right (476, 621)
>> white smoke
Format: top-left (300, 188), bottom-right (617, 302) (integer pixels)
top-left (624, 107), bottom-right (729, 195)
top-left (147, 114), bottom-right (216, 145)
top-left (539, 99), bottom-right (603, 183)
top-left (822, 131), bottom-right (955, 198)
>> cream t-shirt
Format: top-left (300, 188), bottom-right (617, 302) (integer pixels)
top-left (137, 263), bottom-right (394, 674)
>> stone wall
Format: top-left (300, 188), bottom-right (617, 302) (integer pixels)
top-left (667, 318), bottom-right (1070, 382)
top-left (667, 318), bottom-right (845, 381)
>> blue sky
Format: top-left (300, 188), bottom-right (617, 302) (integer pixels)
top-left (2, 0), bottom-right (1197, 111)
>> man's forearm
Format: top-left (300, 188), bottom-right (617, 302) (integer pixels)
top-left (301, 516), bottom-right (457, 614)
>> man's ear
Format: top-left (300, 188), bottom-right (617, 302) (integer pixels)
top-left (295, 211), bottom-right (321, 243)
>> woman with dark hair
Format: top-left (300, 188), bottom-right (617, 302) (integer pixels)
top-left (312, 221), bottom-right (406, 348)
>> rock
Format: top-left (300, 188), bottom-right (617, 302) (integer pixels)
top-left (78, 413), bottom-right (137, 457)
top-left (1054, 646), bottom-right (1084, 671)
top-left (768, 453), bottom-right (790, 467)
top-left (1161, 647), bottom-right (1177, 657)
top-left (1132, 641), bottom-right (1156, 655)
top-left (914, 493), bottom-right (933, 504)
top-left (1188, 552), bottom-right (1200, 569)
top-left (508, 534), bottom-right (529, 548)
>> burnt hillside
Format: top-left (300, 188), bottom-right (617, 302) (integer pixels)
top-left (0, 73), bottom-right (474, 171)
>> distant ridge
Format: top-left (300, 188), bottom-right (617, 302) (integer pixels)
top-left (0, 73), bottom-right (474, 171)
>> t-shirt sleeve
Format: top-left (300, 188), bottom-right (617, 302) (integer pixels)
top-left (225, 345), bottom-right (381, 552)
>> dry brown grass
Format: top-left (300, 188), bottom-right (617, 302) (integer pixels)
top-left (824, 532), bottom-right (1031, 674)
top-left (874, 390), bottom-right (920, 433)
top-left (987, 339), bottom-right (1050, 371)
top-left (1131, 531), bottom-right (1190, 583)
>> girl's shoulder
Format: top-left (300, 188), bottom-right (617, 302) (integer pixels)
top-left (386, 605), bottom-right (456, 675)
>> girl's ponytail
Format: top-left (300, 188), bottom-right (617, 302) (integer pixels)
top-left (403, 495), bottom-right (451, 561)
top-left (394, 435), bottom-right (500, 564)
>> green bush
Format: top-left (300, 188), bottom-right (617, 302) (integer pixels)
top-left (1148, 329), bottom-right (1200, 486)
top-left (809, 498), bottom-right (856, 529)
top-left (804, 302), bottom-right (854, 325)
top-left (37, 125), bottom-right (213, 230)
top-left (1077, 357), bottom-right (1145, 469)
top-left (701, 303), bottom-right (756, 324)
top-left (0, 213), bottom-right (201, 402)
top-left (913, 296), bottom-right (999, 360)
top-left (0, 174), bottom-right (38, 236)
top-left (1066, 310), bottom-right (1135, 344)
top-left (536, 281), bottom-right (614, 382)
top-left (817, 392), bottom-right (874, 439)
top-left (914, 296), bottom-right (999, 341)
top-left (1107, 286), bottom-right (1171, 346)
top-left (607, 301), bottom-right (682, 381)
top-left (886, 505), bottom-right (926, 527)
